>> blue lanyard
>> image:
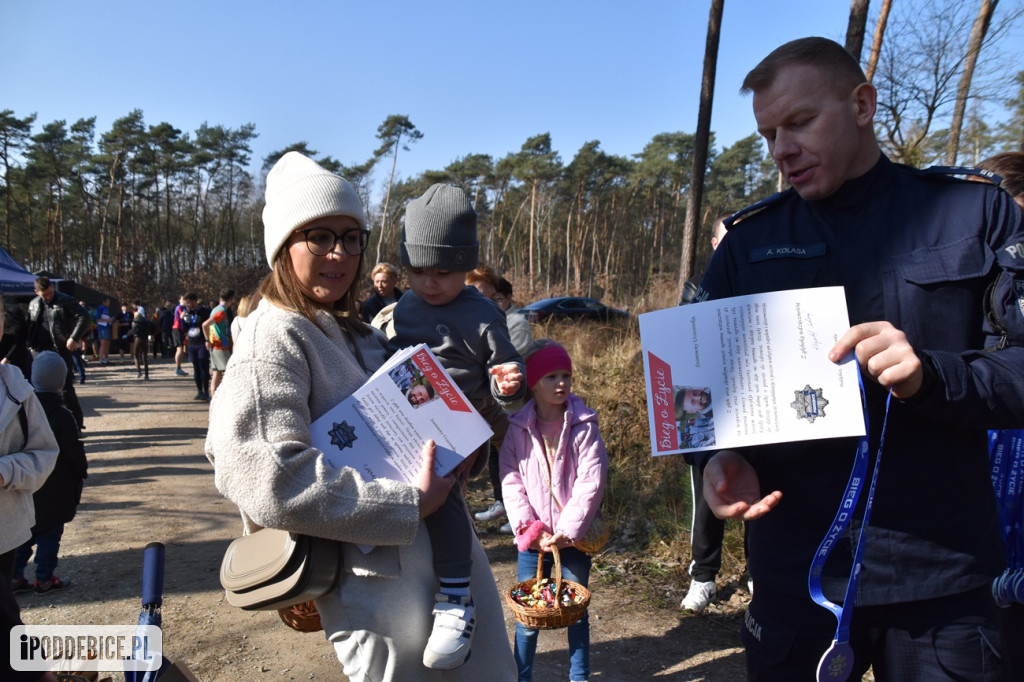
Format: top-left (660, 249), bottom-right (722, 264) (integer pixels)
top-left (810, 373), bottom-right (892, 682)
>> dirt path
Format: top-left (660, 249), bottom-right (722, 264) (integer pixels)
top-left (16, 358), bottom-right (747, 681)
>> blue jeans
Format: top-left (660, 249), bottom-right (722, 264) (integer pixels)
top-left (514, 547), bottom-right (591, 682)
top-left (71, 350), bottom-right (86, 383)
top-left (14, 524), bottom-right (65, 582)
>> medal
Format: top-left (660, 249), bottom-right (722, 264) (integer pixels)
top-left (816, 640), bottom-right (855, 681)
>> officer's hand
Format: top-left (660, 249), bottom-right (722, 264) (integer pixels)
top-left (830, 321), bottom-right (923, 399)
top-left (66, 338), bottom-right (79, 352)
top-left (703, 451), bottom-right (782, 521)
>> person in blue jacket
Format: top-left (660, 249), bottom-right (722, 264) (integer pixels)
top-left (693, 37), bottom-right (1024, 680)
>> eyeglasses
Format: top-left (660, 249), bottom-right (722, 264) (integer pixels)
top-left (297, 227), bottom-right (370, 257)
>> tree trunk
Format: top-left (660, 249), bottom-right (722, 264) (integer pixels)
top-left (564, 204), bottom-right (572, 292)
top-left (2, 158), bottom-right (10, 251)
top-left (865, 0), bottom-right (894, 81)
top-left (678, 0), bottom-right (724, 296)
top-left (164, 171), bottom-right (174, 271)
top-left (845, 0), bottom-right (871, 60)
top-left (97, 151), bottom-right (121, 277)
top-left (375, 137), bottom-right (401, 266)
top-left (55, 184), bottom-right (65, 271)
top-left (528, 180), bottom-right (537, 286)
top-left (946, 0), bottom-right (998, 165)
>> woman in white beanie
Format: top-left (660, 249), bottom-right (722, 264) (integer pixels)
top-left (205, 152), bottom-right (515, 681)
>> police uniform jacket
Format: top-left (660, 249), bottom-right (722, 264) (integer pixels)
top-left (697, 154), bottom-right (1024, 607)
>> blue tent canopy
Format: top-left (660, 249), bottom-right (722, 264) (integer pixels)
top-left (0, 248), bottom-right (37, 296)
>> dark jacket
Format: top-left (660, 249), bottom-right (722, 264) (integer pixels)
top-left (181, 305), bottom-right (211, 361)
top-left (0, 305), bottom-right (32, 380)
top-left (30, 391), bottom-right (87, 533)
top-left (158, 307), bottom-right (174, 334)
top-left (697, 155), bottom-right (1024, 606)
top-left (27, 291), bottom-right (91, 351)
top-left (359, 288), bottom-right (403, 323)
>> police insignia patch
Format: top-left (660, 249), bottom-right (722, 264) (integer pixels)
top-left (328, 421), bottom-right (358, 450)
top-left (791, 385), bottom-right (829, 423)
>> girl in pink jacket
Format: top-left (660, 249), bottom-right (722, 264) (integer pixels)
top-left (499, 340), bottom-right (608, 682)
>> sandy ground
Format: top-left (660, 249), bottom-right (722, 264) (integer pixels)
top-left (15, 357), bottom-right (748, 681)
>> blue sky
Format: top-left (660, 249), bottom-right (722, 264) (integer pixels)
top-left (3, 1), bottom-right (859, 196)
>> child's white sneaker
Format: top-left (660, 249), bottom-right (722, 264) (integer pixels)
top-left (423, 593), bottom-right (475, 669)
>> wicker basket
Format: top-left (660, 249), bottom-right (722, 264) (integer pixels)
top-left (505, 546), bottom-right (590, 629)
top-left (278, 600), bottom-right (323, 632)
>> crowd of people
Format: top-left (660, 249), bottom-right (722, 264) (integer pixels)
top-left (4, 35), bottom-right (1024, 682)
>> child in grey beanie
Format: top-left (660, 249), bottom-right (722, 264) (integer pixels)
top-left (13, 350), bottom-right (87, 595)
top-left (389, 183), bottom-right (525, 670)
top-left (32, 351), bottom-right (70, 394)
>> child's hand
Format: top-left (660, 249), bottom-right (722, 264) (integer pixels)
top-left (490, 363), bottom-right (522, 396)
top-left (540, 532), bottom-right (572, 551)
top-left (534, 530), bottom-right (557, 552)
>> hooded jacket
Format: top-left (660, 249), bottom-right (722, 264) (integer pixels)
top-left (499, 393), bottom-right (607, 542)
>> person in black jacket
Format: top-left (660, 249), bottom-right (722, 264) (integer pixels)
top-left (27, 276), bottom-right (90, 429)
top-left (358, 262), bottom-right (402, 323)
top-left (1, 302), bottom-right (32, 380)
top-left (695, 37), bottom-right (1024, 680)
top-left (10, 351), bottom-right (86, 595)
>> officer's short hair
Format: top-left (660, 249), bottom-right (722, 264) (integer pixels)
top-left (742, 37), bottom-right (867, 97)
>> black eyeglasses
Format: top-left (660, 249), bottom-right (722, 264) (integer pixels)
top-left (297, 228), bottom-right (370, 256)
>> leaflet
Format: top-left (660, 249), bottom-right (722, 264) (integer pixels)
top-left (639, 286), bottom-right (865, 455)
top-left (312, 344), bottom-right (493, 482)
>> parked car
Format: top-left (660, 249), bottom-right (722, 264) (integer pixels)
top-left (520, 296), bottom-right (629, 323)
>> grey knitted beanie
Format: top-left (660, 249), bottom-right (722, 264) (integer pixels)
top-left (32, 350), bottom-right (67, 394)
top-left (400, 183), bottom-right (478, 271)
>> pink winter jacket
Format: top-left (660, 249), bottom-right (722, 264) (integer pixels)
top-left (499, 393), bottom-right (608, 543)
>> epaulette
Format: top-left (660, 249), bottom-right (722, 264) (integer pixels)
top-left (723, 188), bottom-right (794, 230)
top-left (916, 165), bottom-right (1003, 186)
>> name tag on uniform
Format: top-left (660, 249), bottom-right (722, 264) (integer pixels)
top-left (749, 243), bottom-right (826, 262)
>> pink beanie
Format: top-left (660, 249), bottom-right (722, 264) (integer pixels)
top-left (526, 344), bottom-right (572, 390)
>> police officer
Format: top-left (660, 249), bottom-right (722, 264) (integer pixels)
top-left (27, 276), bottom-right (90, 430)
top-left (695, 38), bottom-right (1024, 680)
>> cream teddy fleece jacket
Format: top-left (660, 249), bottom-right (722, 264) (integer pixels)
top-left (204, 300), bottom-right (421, 577)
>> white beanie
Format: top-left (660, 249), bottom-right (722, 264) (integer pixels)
top-left (261, 151), bottom-right (366, 266)
top-left (32, 350), bottom-right (68, 394)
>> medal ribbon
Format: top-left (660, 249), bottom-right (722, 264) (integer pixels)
top-left (809, 372), bottom-right (892, 682)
